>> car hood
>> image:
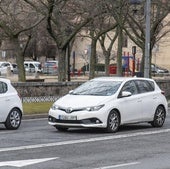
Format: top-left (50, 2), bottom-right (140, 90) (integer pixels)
top-left (54, 94), bottom-right (112, 108)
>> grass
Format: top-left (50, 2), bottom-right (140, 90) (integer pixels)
top-left (23, 102), bottom-right (53, 115)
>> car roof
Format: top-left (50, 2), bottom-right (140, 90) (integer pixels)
top-left (45, 60), bottom-right (58, 63)
top-left (91, 76), bottom-right (155, 82)
top-left (24, 61), bottom-right (40, 63)
top-left (0, 61), bottom-right (11, 64)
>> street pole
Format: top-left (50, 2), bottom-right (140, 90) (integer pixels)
top-left (144, 0), bottom-right (151, 78)
top-left (132, 46), bottom-right (136, 76)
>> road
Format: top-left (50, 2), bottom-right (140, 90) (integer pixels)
top-left (0, 111), bottom-right (170, 169)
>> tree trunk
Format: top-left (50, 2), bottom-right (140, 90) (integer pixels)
top-left (58, 48), bottom-right (66, 81)
top-left (12, 38), bottom-right (26, 82)
top-left (105, 51), bottom-right (110, 76)
top-left (117, 26), bottom-right (123, 76)
top-left (89, 38), bottom-right (97, 79)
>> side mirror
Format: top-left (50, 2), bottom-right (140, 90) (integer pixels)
top-left (121, 91), bottom-right (132, 98)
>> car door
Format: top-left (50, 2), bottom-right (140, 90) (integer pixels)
top-left (0, 81), bottom-right (9, 122)
top-left (117, 80), bottom-right (142, 124)
top-left (135, 80), bottom-right (156, 121)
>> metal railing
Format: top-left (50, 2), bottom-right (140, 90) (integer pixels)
top-left (22, 96), bottom-right (59, 103)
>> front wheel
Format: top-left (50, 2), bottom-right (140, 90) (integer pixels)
top-left (151, 106), bottom-right (166, 127)
top-left (5, 108), bottom-right (22, 130)
top-left (106, 110), bottom-right (120, 133)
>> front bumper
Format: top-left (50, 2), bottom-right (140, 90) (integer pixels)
top-left (48, 115), bottom-right (105, 128)
top-left (48, 108), bottom-right (108, 128)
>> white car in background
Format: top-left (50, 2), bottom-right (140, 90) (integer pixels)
top-left (24, 61), bottom-right (42, 73)
top-left (0, 62), bottom-right (14, 75)
top-left (48, 77), bottom-right (168, 133)
top-left (0, 78), bottom-right (22, 129)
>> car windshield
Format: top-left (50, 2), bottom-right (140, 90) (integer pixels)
top-left (71, 80), bottom-right (122, 96)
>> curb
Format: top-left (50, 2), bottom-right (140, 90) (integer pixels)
top-left (23, 113), bottom-right (48, 120)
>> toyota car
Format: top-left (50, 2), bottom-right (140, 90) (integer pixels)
top-left (48, 77), bottom-right (168, 133)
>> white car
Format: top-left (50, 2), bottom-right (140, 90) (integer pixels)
top-left (0, 78), bottom-right (23, 129)
top-left (24, 61), bottom-right (42, 73)
top-left (0, 62), bottom-right (14, 75)
top-left (48, 77), bottom-right (168, 133)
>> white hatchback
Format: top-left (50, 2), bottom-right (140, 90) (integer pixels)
top-left (0, 78), bottom-right (23, 129)
top-left (48, 77), bottom-right (168, 132)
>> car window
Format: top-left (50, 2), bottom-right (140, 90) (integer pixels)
top-left (1, 63), bottom-right (10, 67)
top-left (71, 80), bottom-right (122, 96)
top-left (121, 80), bottom-right (138, 95)
top-left (135, 80), bottom-right (154, 93)
top-left (0, 82), bottom-right (8, 94)
top-left (24, 64), bottom-right (28, 68)
top-left (30, 64), bottom-right (35, 68)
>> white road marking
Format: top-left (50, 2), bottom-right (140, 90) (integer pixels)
top-left (93, 162), bottom-right (140, 169)
top-left (0, 157), bottom-right (58, 167)
top-left (0, 129), bottom-right (170, 152)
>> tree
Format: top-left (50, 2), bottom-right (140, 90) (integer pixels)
top-left (99, 30), bottom-right (118, 76)
top-left (78, 1), bottom-right (118, 79)
top-left (0, 0), bottom-right (44, 81)
top-left (105, 0), bottom-right (129, 76)
top-left (46, 0), bottom-right (98, 81)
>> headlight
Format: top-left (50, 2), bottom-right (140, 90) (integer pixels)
top-left (86, 104), bottom-right (104, 111)
top-left (51, 104), bottom-right (59, 110)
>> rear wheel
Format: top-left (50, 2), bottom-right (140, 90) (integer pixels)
top-left (151, 106), bottom-right (166, 127)
top-left (106, 110), bottom-right (120, 133)
top-left (5, 108), bottom-right (22, 130)
top-left (55, 126), bottom-right (68, 132)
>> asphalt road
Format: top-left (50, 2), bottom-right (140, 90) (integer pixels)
top-left (0, 111), bottom-right (170, 169)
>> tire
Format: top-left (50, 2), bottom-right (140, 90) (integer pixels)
top-left (106, 110), bottom-right (120, 133)
top-left (5, 108), bottom-right (22, 130)
top-left (55, 126), bottom-right (68, 132)
top-left (151, 106), bottom-right (166, 127)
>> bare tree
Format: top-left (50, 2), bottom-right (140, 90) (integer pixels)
top-left (77, 1), bottom-right (118, 79)
top-left (0, 0), bottom-right (44, 81)
top-left (99, 30), bottom-right (118, 76)
top-left (105, 0), bottom-right (129, 76)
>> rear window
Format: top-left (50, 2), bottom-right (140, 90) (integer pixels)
top-left (135, 80), bottom-right (154, 93)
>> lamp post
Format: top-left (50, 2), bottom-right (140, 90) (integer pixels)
top-left (132, 46), bottom-right (136, 76)
top-left (144, 0), bottom-right (151, 78)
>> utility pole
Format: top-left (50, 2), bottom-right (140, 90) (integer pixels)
top-left (144, 0), bottom-right (151, 78)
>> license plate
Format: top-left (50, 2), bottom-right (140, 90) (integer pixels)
top-left (58, 115), bottom-right (77, 120)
